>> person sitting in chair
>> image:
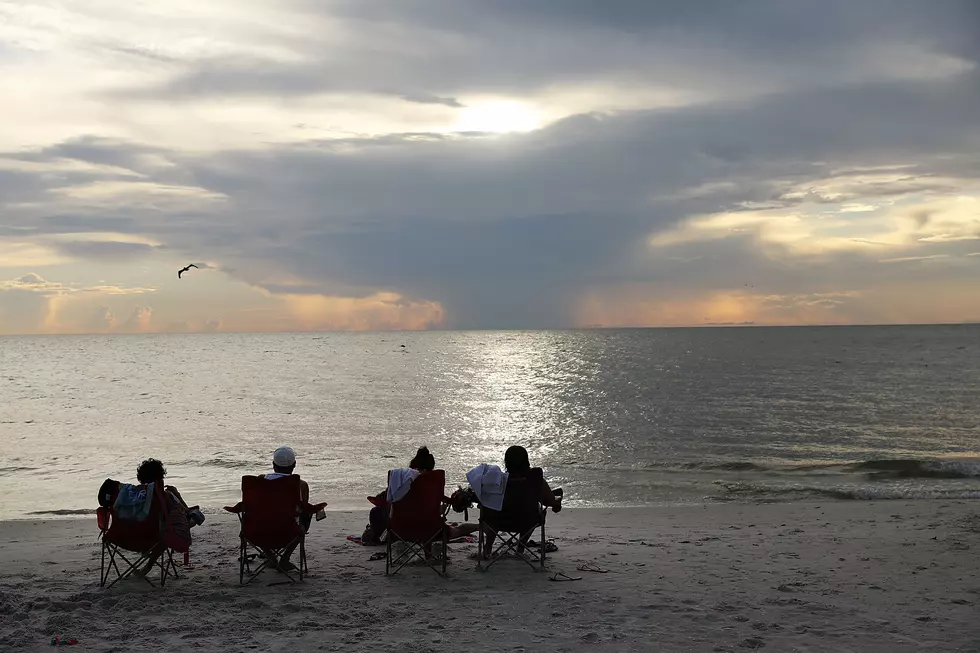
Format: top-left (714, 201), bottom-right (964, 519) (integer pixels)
top-left (260, 446), bottom-right (313, 571)
top-left (504, 446), bottom-right (561, 511)
top-left (480, 445), bottom-right (561, 558)
top-left (363, 446), bottom-right (479, 545)
top-left (132, 458), bottom-right (201, 576)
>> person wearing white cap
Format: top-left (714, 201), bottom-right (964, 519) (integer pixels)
top-left (267, 446), bottom-right (298, 478)
top-left (260, 446), bottom-right (312, 571)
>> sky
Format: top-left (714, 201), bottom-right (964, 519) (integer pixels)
top-left (1, 0), bottom-right (980, 334)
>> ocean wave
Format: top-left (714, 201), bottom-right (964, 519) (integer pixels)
top-left (28, 508), bottom-right (97, 516)
top-left (634, 457), bottom-right (980, 479)
top-left (579, 460), bottom-right (846, 474)
top-left (846, 458), bottom-right (980, 480)
top-left (191, 458), bottom-right (253, 470)
top-left (681, 461), bottom-right (773, 472)
top-left (0, 466), bottom-right (39, 476)
top-left (712, 480), bottom-right (980, 502)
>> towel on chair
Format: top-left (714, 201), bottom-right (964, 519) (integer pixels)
top-left (466, 463), bottom-right (509, 511)
top-left (386, 468), bottom-right (420, 503)
top-left (113, 482), bottom-right (154, 521)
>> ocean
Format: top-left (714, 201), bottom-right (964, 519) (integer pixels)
top-left (1, 326), bottom-right (979, 520)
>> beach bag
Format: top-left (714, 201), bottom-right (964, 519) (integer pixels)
top-left (160, 489), bottom-right (192, 553)
top-left (97, 478), bottom-right (120, 508)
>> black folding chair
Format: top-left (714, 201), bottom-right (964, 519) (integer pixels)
top-left (478, 480), bottom-right (561, 572)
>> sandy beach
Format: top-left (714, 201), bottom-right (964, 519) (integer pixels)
top-left (1, 501), bottom-right (978, 652)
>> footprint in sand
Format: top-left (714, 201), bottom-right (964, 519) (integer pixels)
top-left (739, 637), bottom-right (766, 649)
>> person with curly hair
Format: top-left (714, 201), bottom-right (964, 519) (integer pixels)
top-left (133, 458), bottom-right (199, 576)
top-left (136, 458), bottom-right (167, 485)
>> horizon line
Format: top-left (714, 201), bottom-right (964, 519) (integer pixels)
top-left (1, 321), bottom-right (978, 337)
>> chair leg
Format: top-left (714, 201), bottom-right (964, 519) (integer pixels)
top-left (160, 550), bottom-right (179, 586)
top-left (239, 538), bottom-right (246, 585)
top-left (102, 547), bottom-right (154, 590)
top-left (384, 537), bottom-right (391, 576)
top-left (481, 526), bottom-right (517, 571)
top-left (100, 542), bottom-right (107, 588)
top-left (299, 539), bottom-right (305, 582)
top-left (540, 517), bottom-right (547, 571)
top-left (477, 519), bottom-right (485, 570)
top-left (442, 528), bottom-right (448, 577)
top-left (169, 551), bottom-right (179, 579)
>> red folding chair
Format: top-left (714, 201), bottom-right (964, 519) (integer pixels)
top-left (478, 478), bottom-right (560, 572)
top-left (98, 484), bottom-right (178, 589)
top-left (223, 475), bottom-right (327, 585)
top-left (385, 470), bottom-right (451, 577)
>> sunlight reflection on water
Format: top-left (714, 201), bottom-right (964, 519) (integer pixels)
top-left (2, 326), bottom-right (979, 517)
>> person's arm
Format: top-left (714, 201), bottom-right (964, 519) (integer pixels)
top-left (539, 479), bottom-right (560, 508)
top-left (165, 485), bottom-right (190, 510)
top-left (300, 479), bottom-right (310, 504)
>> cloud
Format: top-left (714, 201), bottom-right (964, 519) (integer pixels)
top-left (0, 273), bottom-right (158, 333)
top-left (250, 292), bottom-right (446, 332)
top-left (0, 273), bottom-right (73, 295)
top-left (918, 234), bottom-right (980, 243)
top-left (0, 273), bottom-right (154, 297)
top-left (398, 93), bottom-right (465, 108)
top-left (879, 255), bottom-right (951, 263)
top-left (119, 305), bottom-right (153, 332)
top-left (2, 0), bottom-right (980, 329)
top-left (80, 285), bottom-right (157, 295)
top-left (53, 240), bottom-right (157, 259)
top-left (15, 273), bottom-right (45, 286)
top-left (89, 306), bottom-right (117, 332)
top-left (0, 274), bottom-right (56, 333)
top-left (107, 0), bottom-right (978, 109)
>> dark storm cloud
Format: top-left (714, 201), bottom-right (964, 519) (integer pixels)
top-left (118, 0), bottom-right (978, 103)
top-left (151, 70), bottom-right (980, 323)
top-left (4, 0), bottom-right (980, 326)
top-left (397, 93), bottom-right (465, 108)
top-left (9, 64), bottom-right (980, 324)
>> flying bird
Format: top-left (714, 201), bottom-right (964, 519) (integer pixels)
top-left (178, 264), bottom-right (198, 279)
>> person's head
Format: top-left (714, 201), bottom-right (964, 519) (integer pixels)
top-left (409, 446), bottom-right (435, 472)
top-left (136, 458), bottom-right (166, 484)
top-left (273, 446), bottom-right (296, 474)
top-left (504, 445), bottom-right (531, 476)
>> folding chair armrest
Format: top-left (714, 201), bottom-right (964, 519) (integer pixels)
top-left (223, 502), bottom-right (244, 514)
top-left (301, 501), bottom-right (327, 515)
top-left (96, 506), bottom-right (111, 534)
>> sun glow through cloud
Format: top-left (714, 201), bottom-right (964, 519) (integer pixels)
top-left (451, 100), bottom-right (544, 133)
